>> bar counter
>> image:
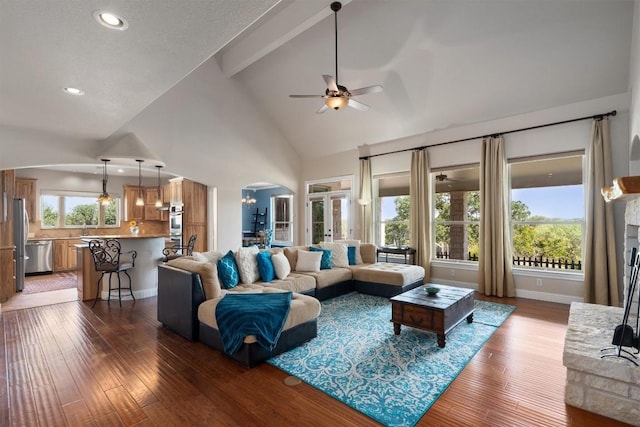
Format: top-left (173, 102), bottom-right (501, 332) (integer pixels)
top-left (76, 234), bottom-right (168, 302)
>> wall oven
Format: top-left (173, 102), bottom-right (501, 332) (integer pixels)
top-left (169, 204), bottom-right (183, 243)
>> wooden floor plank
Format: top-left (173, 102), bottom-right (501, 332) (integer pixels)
top-left (0, 293), bottom-right (634, 426)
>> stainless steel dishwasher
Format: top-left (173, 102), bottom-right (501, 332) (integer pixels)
top-left (25, 240), bottom-right (53, 274)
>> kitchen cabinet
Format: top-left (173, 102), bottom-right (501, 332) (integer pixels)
top-left (169, 179), bottom-right (183, 205)
top-left (124, 185), bottom-right (168, 222)
top-left (168, 177), bottom-right (207, 252)
top-left (144, 187), bottom-right (161, 220)
top-left (15, 178), bottom-right (37, 222)
top-left (124, 185), bottom-right (145, 221)
top-left (182, 180), bottom-right (207, 224)
top-left (54, 239), bottom-right (82, 272)
top-left (0, 170), bottom-right (16, 303)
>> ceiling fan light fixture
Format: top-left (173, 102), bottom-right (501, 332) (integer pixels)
top-left (155, 165), bottom-right (163, 208)
top-left (325, 96), bottom-right (348, 110)
top-left (97, 159), bottom-right (112, 205)
top-left (136, 159), bottom-right (144, 206)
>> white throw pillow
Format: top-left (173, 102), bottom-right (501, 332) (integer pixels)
top-left (235, 246), bottom-right (260, 284)
top-left (335, 239), bottom-right (363, 264)
top-left (295, 249), bottom-right (322, 272)
top-left (193, 250), bottom-right (223, 264)
top-left (272, 252), bottom-right (291, 279)
top-left (319, 242), bottom-right (349, 268)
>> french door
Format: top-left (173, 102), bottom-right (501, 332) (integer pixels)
top-left (307, 191), bottom-right (351, 244)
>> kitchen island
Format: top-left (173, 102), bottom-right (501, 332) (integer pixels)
top-left (76, 234), bottom-right (168, 303)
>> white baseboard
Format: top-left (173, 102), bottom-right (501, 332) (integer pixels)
top-left (515, 289), bottom-right (582, 305)
top-left (429, 278), bottom-right (582, 305)
top-left (100, 287), bottom-right (157, 301)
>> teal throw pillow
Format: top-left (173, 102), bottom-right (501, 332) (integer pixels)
top-left (256, 251), bottom-right (275, 282)
top-left (217, 250), bottom-right (240, 289)
top-left (309, 246), bottom-right (332, 270)
top-left (347, 246), bottom-right (356, 265)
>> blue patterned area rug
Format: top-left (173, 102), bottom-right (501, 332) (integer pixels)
top-left (268, 292), bottom-right (515, 427)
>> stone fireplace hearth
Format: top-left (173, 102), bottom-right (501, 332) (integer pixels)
top-left (563, 302), bottom-right (640, 425)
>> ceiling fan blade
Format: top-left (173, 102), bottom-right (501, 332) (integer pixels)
top-left (349, 85), bottom-right (384, 96)
top-left (348, 98), bottom-right (370, 111)
top-left (316, 104), bottom-right (329, 114)
top-left (289, 94), bottom-right (324, 98)
top-left (323, 75), bottom-right (339, 92)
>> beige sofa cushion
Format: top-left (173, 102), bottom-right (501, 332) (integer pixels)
top-left (352, 262), bottom-right (425, 286)
top-left (167, 256), bottom-right (221, 299)
top-left (197, 289), bottom-right (321, 344)
top-left (301, 267), bottom-right (353, 289)
top-left (259, 273), bottom-right (316, 293)
top-left (359, 243), bottom-right (377, 264)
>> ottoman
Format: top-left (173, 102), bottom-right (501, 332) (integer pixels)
top-left (352, 262), bottom-right (425, 297)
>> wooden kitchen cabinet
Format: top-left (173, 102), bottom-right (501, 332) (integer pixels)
top-left (54, 239), bottom-right (82, 272)
top-left (144, 187), bottom-right (161, 220)
top-left (183, 180), bottom-right (207, 224)
top-left (125, 185), bottom-right (169, 222)
top-left (15, 178), bottom-right (37, 222)
top-left (124, 185), bottom-right (144, 221)
top-left (169, 178), bottom-right (183, 205)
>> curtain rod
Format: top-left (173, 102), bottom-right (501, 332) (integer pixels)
top-left (359, 110), bottom-right (617, 160)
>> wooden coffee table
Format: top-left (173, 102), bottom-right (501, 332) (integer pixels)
top-left (390, 284), bottom-right (474, 348)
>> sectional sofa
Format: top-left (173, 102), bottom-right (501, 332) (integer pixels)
top-left (157, 242), bottom-right (425, 367)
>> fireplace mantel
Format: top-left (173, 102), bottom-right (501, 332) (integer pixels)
top-left (603, 176), bottom-right (640, 202)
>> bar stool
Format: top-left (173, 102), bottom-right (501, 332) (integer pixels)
top-left (162, 234), bottom-right (197, 262)
top-left (89, 239), bottom-right (137, 308)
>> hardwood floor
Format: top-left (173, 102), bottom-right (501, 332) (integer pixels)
top-left (0, 294), bottom-right (633, 426)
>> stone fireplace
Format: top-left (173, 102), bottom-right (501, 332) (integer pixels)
top-left (624, 197), bottom-right (640, 313)
top-left (562, 197), bottom-right (640, 426)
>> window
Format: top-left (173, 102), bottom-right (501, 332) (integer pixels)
top-left (510, 154), bottom-right (583, 271)
top-left (433, 166), bottom-right (480, 262)
top-left (41, 191), bottom-right (120, 228)
top-left (271, 194), bottom-right (294, 245)
top-left (379, 196), bottom-right (410, 247)
top-left (375, 173), bottom-right (411, 247)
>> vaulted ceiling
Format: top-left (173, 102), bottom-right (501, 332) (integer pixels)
top-left (0, 0), bottom-right (634, 163)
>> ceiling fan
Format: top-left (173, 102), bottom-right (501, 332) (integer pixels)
top-left (435, 173), bottom-right (456, 183)
top-left (289, 1), bottom-right (383, 113)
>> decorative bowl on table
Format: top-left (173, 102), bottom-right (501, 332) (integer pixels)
top-left (425, 286), bottom-right (440, 296)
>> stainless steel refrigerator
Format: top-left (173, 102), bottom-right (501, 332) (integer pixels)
top-left (13, 198), bottom-right (29, 292)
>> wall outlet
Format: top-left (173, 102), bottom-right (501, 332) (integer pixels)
top-left (449, 269), bottom-right (455, 276)
top-left (535, 278), bottom-right (543, 287)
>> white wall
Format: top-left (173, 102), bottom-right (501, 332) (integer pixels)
top-left (302, 93), bottom-right (631, 304)
top-left (630, 1), bottom-right (640, 175)
top-left (1, 56), bottom-right (302, 252)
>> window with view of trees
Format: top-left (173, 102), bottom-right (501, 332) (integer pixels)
top-left (433, 167), bottom-right (480, 262)
top-left (41, 192), bottom-right (119, 228)
top-left (510, 154), bottom-right (584, 271)
top-left (380, 196), bottom-right (410, 247)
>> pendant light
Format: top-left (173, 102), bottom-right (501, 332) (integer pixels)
top-left (135, 159), bottom-right (144, 206)
top-left (97, 159), bottom-right (112, 205)
top-left (155, 165), bottom-right (163, 208)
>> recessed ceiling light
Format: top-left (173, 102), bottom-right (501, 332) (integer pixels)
top-left (93, 10), bottom-right (128, 31)
top-left (63, 87), bottom-right (85, 96)
top-left (117, 169), bottom-right (125, 173)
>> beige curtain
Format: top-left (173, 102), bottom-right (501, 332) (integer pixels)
top-left (584, 118), bottom-right (619, 306)
top-left (479, 136), bottom-right (515, 297)
top-left (410, 149), bottom-right (431, 280)
top-left (359, 158), bottom-right (373, 242)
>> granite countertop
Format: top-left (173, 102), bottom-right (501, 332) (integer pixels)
top-left (30, 234), bottom-right (170, 242)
